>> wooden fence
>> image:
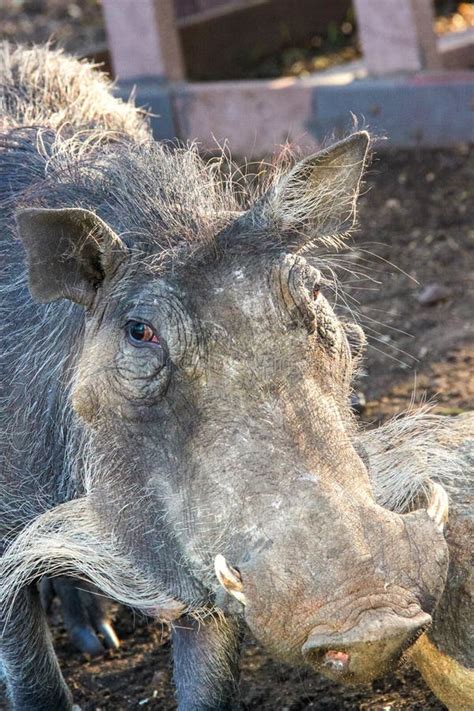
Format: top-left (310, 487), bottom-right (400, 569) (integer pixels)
top-left (102, 0), bottom-right (474, 153)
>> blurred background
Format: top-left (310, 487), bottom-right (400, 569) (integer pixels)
top-left (1, 1), bottom-right (473, 149)
top-left (2, 0), bottom-right (473, 79)
top-left (1, 2), bottom-right (473, 710)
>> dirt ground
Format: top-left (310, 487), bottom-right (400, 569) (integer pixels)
top-left (0, 146), bottom-right (472, 710)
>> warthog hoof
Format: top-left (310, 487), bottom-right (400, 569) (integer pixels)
top-left (40, 576), bottom-right (120, 656)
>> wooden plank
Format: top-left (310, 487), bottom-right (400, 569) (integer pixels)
top-left (353, 0), bottom-right (441, 75)
top-left (102, 0), bottom-right (185, 82)
top-left (173, 76), bottom-right (318, 155)
top-left (175, 1), bottom-right (266, 24)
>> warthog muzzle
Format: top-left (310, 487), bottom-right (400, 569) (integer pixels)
top-left (302, 608), bottom-right (432, 683)
top-left (213, 480), bottom-right (449, 682)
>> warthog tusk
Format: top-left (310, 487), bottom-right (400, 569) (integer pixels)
top-left (426, 481), bottom-right (449, 532)
top-left (214, 554), bottom-right (247, 605)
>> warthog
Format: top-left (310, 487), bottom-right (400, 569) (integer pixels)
top-left (0, 44), bottom-right (471, 710)
top-left (361, 411), bottom-right (473, 711)
top-left (0, 41), bottom-right (147, 658)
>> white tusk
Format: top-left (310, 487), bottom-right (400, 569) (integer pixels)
top-left (426, 481), bottom-right (449, 532)
top-left (214, 554), bottom-right (247, 606)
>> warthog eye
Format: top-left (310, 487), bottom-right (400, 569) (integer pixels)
top-left (127, 321), bottom-right (160, 347)
top-left (312, 283), bottom-right (321, 300)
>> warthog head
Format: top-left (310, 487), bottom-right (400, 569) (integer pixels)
top-left (15, 132), bottom-right (448, 683)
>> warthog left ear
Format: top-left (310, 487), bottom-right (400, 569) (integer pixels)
top-left (271, 131), bottom-right (370, 244)
top-left (16, 207), bottom-right (128, 308)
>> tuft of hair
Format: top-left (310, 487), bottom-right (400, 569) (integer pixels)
top-left (1, 47), bottom-right (369, 275)
top-left (0, 496), bottom-right (191, 622)
top-left (0, 41), bottom-right (149, 138)
top-left (359, 408), bottom-right (473, 513)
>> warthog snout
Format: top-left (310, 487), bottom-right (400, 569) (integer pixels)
top-left (302, 608), bottom-right (432, 683)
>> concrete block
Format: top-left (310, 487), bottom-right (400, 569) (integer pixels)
top-left (115, 80), bottom-right (176, 140)
top-left (172, 69), bottom-right (474, 155)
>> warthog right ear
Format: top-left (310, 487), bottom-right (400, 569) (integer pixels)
top-left (270, 131), bottom-right (370, 245)
top-left (16, 207), bottom-right (128, 307)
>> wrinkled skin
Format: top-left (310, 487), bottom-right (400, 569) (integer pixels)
top-left (1, 46), bottom-right (451, 711)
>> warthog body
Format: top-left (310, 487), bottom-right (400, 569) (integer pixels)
top-left (0, 44), bottom-right (471, 710)
top-left (361, 412), bottom-right (474, 711)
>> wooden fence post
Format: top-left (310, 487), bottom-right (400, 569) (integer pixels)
top-left (354, 0), bottom-right (442, 75)
top-left (102, 0), bottom-right (184, 140)
top-left (102, 0), bottom-right (185, 82)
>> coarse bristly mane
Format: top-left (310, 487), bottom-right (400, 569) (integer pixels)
top-left (358, 407), bottom-right (473, 513)
top-left (2, 126), bottom-right (288, 255)
top-left (1, 45), bottom-right (372, 292)
top-left (0, 41), bottom-right (149, 137)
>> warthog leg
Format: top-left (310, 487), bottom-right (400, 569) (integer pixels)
top-left (0, 584), bottom-right (73, 710)
top-left (40, 576), bottom-right (120, 657)
top-left (172, 612), bottom-right (243, 711)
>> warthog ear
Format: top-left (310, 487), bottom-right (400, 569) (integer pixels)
top-left (271, 131), bottom-right (370, 244)
top-left (16, 207), bottom-right (128, 307)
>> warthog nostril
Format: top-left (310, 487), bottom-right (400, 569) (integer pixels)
top-left (322, 650), bottom-right (350, 674)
